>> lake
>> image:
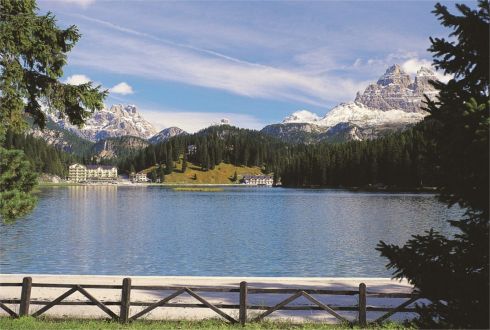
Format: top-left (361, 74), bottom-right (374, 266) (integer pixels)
top-left (0, 186), bottom-right (460, 277)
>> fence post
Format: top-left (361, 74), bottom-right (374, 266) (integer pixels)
top-left (359, 282), bottom-right (367, 327)
top-left (239, 281), bottom-right (248, 325)
top-left (119, 278), bottom-right (132, 323)
top-left (19, 277), bottom-right (32, 317)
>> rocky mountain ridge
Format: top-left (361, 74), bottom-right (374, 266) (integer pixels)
top-left (262, 64), bottom-right (438, 143)
top-left (50, 104), bottom-right (158, 142)
top-left (32, 104), bottom-right (187, 157)
top-left (354, 64), bottom-right (437, 113)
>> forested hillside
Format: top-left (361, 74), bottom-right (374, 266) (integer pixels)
top-left (280, 123), bottom-right (439, 188)
top-left (118, 125), bottom-right (289, 175)
top-left (121, 124), bottom-right (439, 189)
top-left (2, 130), bottom-right (79, 178)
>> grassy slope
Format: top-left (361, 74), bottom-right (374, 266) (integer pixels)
top-left (145, 160), bottom-right (264, 184)
top-left (0, 317), bottom-right (411, 330)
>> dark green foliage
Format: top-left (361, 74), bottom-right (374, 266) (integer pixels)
top-left (147, 164), bottom-right (165, 183)
top-left (0, 0), bottom-right (106, 138)
top-left (158, 165), bottom-right (165, 182)
top-left (280, 126), bottom-right (437, 188)
top-left (0, 0), bottom-right (106, 221)
top-left (182, 150), bottom-right (188, 173)
top-left (0, 148), bottom-right (37, 221)
top-left (123, 124), bottom-right (438, 190)
top-left (2, 130), bottom-right (79, 177)
top-left (122, 125), bottom-right (289, 176)
top-left (425, 1), bottom-right (489, 212)
top-left (377, 2), bottom-right (489, 328)
top-left (165, 144), bottom-right (174, 174)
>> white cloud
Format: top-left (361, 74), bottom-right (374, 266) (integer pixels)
top-left (70, 30), bottom-right (365, 107)
top-left (60, 0), bottom-right (96, 8)
top-left (64, 74), bottom-right (91, 85)
top-left (64, 10), bottom-right (434, 109)
top-left (109, 82), bottom-right (134, 95)
top-left (402, 58), bottom-right (452, 83)
top-left (401, 58), bottom-right (433, 75)
top-left (141, 109), bottom-right (265, 133)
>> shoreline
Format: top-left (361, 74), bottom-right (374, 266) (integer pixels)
top-left (37, 181), bottom-right (439, 193)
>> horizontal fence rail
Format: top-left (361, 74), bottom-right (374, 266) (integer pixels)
top-left (0, 277), bottom-right (423, 326)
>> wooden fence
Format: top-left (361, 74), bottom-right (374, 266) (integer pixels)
top-left (0, 277), bottom-right (422, 326)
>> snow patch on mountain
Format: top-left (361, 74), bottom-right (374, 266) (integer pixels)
top-left (318, 102), bottom-right (427, 128)
top-left (279, 65), bottom-right (436, 129)
top-left (149, 127), bottom-right (187, 144)
top-left (283, 110), bottom-right (321, 124)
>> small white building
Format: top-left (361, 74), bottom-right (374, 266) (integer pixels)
top-left (86, 165), bottom-right (118, 181)
top-left (242, 175), bottom-right (273, 186)
top-left (131, 172), bottom-right (149, 183)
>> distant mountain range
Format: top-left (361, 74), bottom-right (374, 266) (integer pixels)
top-left (261, 64), bottom-right (437, 143)
top-left (32, 105), bottom-right (188, 159)
top-left (48, 104), bottom-right (158, 141)
top-left (30, 64), bottom-right (437, 156)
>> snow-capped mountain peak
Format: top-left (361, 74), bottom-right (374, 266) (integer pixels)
top-left (52, 104), bottom-right (158, 141)
top-left (318, 102), bottom-right (426, 128)
top-left (262, 64), bottom-right (438, 143)
top-left (376, 64), bottom-right (412, 87)
top-left (282, 110), bottom-right (321, 124)
top-left (416, 66), bottom-right (436, 77)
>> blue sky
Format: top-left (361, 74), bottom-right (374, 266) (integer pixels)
top-left (38, 0), bottom-right (464, 132)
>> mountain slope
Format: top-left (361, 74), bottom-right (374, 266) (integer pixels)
top-left (149, 127), bottom-right (187, 144)
top-left (92, 136), bottom-right (150, 160)
top-left (29, 117), bottom-right (94, 155)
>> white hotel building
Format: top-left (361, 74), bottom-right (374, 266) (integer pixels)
top-left (242, 175), bottom-right (274, 186)
top-left (68, 164), bottom-right (118, 182)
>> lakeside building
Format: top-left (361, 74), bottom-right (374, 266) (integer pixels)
top-left (68, 164), bottom-right (118, 182)
top-left (68, 163), bottom-right (87, 182)
top-left (242, 175), bottom-right (273, 186)
top-left (131, 172), bottom-right (149, 183)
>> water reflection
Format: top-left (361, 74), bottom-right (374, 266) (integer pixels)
top-left (0, 187), bottom-right (459, 276)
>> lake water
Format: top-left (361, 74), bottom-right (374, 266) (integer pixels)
top-left (0, 186), bottom-right (460, 277)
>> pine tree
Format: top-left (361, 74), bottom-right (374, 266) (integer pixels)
top-left (0, 0), bottom-right (106, 137)
top-left (377, 2), bottom-right (489, 328)
top-left (0, 148), bottom-right (37, 221)
top-left (0, 0), bottom-right (106, 221)
top-left (165, 144), bottom-right (174, 174)
top-left (158, 165), bottom-right (165, 183)
top-left (181, 148), bottom-right (188, 173)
